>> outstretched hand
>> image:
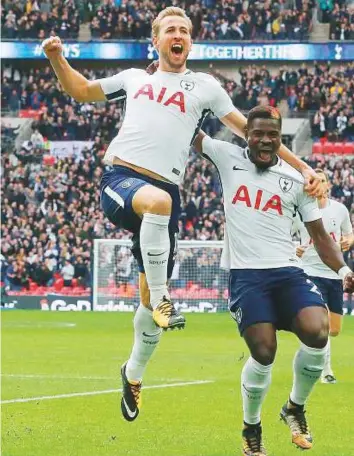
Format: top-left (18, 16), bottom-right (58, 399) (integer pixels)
top-left (302, 167), bottom-right (322, 198)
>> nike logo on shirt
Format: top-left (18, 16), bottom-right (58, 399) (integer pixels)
top-left (233, 166), bottom-right (248, 171)
top-left (147, 251), bottom-right (167, 257)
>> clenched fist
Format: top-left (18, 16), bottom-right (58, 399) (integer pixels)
top-left (340, 236), bottom-right (352, 252)
top-left (296, 245), bottom-right (307, 258)
top-left (42, 36), bottom-right (63, 59)
top-left (343, 271), bottom-right (354, 293)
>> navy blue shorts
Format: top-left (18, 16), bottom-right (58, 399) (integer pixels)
top-left (100, 165), bottom-right (181, 278)
top-left (228, 267), bottom-right (326, 335)
top-left (308, 276), bottom-right (343, 315)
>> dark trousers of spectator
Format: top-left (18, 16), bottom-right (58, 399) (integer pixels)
top-left (346, 293), bottom-right (353, 315)
top-left (64, 279), bottom-right (72, 287)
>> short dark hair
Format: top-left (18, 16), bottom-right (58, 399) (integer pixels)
top-left (247, 106), bottom-right (282, 129)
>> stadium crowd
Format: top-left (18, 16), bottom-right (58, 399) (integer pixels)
top-left (1, 0), bottom-right (315, 41)
top-left (90, 0), bottom-right (314, 41)
top-left (1, 0), bottom-right (80, 40)
top-left (319, 0), bottom-right (354, 40)
top-left (3, 61), bottom-right (354, 141)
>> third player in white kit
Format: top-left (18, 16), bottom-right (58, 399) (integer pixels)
top-left (293, 169), bottom-right (353, 384)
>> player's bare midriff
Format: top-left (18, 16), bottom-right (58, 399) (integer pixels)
top-left (113, 156), bottom-right (173, 184)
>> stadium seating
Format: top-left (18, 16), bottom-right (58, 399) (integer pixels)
top-left (344, 142), bottom-right (354, 155)
top-left (312, 141), bottom-right (354, 155)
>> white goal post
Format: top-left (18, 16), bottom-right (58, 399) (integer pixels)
top-left (93, 239), bottom-right (228, 312)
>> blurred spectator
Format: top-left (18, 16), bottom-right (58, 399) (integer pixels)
top-left (61, 259), bottom-right (75, 286)
top-left (287, 88), bottom-right (298, 112)
top-left (32, 260), bottom-right (54, 286)
top-left (30, 128), bottom-right (44, 148)
top-left (8, 89), bottom-right (20, 116)
top-left (5, 260), bottom-right (29, 291)
top-left (74, 255), bottom-right (90, 286)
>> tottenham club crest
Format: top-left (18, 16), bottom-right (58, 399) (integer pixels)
top-left (279, 177), bottom-right (293, 193)
top-left (180, 80), bottom-right (195, 91)
top-left (121, 178), bottom-right (134, 189)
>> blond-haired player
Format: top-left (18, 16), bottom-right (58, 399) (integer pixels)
top-left (42, 7), bottom-right (322, 422)
top-left (294, 169), bottom-right (353, 384)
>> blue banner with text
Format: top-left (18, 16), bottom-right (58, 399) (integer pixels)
top-left (1, 41), bottom-right (352, 61)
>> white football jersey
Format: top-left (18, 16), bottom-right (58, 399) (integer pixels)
top-left (293, 199), bottom-right (352, 279)
top-left (98, 68), bottom-right (234, 184)
top-left (202, 136), bottom-right (321, 269)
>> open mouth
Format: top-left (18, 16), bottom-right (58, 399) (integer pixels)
top-left (258, 150), bottom-right (273, 162)
top-left (171, 43), bottom-right (183, 56)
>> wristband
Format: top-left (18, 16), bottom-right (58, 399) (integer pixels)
top-left (338, 266), bottom-right (351, 280)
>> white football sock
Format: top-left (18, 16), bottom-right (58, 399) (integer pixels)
top-left (290, 342), bottom-right (327, 406)
top-left (140, 213), bottom-right (170, 309)
top-left (322, 338), bottom-right (333, 377)
top-left (125, 305), bottom-right (162, 382)
top-left (241, 357), bottom-right (273, 425)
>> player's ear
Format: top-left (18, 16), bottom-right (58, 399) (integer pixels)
top-left (152, 34), bottom-right (159, 51)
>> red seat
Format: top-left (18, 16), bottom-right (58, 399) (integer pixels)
top-left (29, 281), bottom-right (38, 291)
top-left (323, 141), bottom-right (333, 154)
top-left (43, 155), bottom-right (55, 165)
top-left (36, 287), bottom-right (47, 295)
top-left (319, 136), bottom-right (327, 145)
top-left (61, 286), bottom-right (73, 295)
top-left (343, 142), bottom-right (354, 155)
top-left (54, 278), bottom-right (64, 292)
top-left (71, 278), bottom-right (78, 287)
top-left (312, 142), bottom-right (323, 154)
top-left (333, 142), bottom-right (344, 154)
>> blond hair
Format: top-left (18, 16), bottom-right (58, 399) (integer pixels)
top-left (314, 168), bottom-right (329, 181)
top-left (152, 7), bottom-right (192, 38)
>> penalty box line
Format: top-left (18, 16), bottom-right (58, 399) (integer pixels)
top-left (1, 380), bottom-right (214, 404)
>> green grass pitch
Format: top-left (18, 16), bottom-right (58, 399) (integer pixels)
top-left (2, 311), bottom-right (354, 456)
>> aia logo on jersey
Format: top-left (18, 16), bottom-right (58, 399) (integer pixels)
top-left (232, 185), bottom-right (283, 215)
top-left (133, 84), bottom-right (185, 113)
top-left (279, 177), bottom-right (293, 193)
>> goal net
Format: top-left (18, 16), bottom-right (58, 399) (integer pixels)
top-left (93, 239), bottom-right (228, 312)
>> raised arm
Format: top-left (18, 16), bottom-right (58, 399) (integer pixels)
top-left (305, 218), bottom-right (354, 291)
top-left (42, 36), bottom-right (105, 103)
top-left (220, 110), bottom-right (321, 197)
